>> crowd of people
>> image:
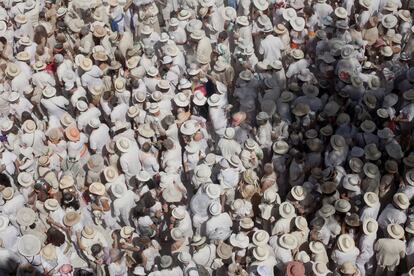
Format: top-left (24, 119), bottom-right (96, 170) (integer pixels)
top-left (2, 0), bottom-right (414, 275)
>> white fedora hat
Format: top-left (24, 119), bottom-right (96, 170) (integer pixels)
top-left (120, 226), bottom-right (135, 239)
top-left (334, 199), bottom-right (351, 213)
top-left (279, 202), bottom-right (295, 218)
top-left (362, 218), bottom-right (378, 235)
top-left (282, 8), bottom-right (297, 21)
top-left (89, 182), bottom-right (105, 196)
top-left (253, 246), bottom-right (269, 261)
top-left (44, 198), bottom-right (59, 211)
top-left (111, 183), bottom-right (126, 198)
top-left (180, 119), bottom-right (199, 135)
top-left (253, 0), bottom-right (269, 10)
top-left (172, 206), bottom-right (186, 220)
top-left (406, 169), bottom-right (414, 186)
top-left (272, 140), bottom-right (289, 154)
top-left (363, 192), bottom-right (379, 207)
top-left (18, 234), bottom-right (41, 257)
top-left (252, 230), bottom-right (269, 246)
top-left (363, 163), bottom-right (379, 178)
top-left (136, 170), bottom-right (151, 182)
top-left (393, 192), bottom-right (410, 210)
top-left (205, 183), bottom-right (220, 199)
top-left (330, 134), bottom-right (346, 150)
top-left (17, 171), bottom-right (34, 187)
top-left (229, 232), bottom-right (249, 248)
top-left (290, 186), bottom-right (306, 201)
top-left (312, 262), bottom-right (330, 276)
top-left (116, 137), bottom-right (130, 153)
top-left (334, 7), bottom-right (348, 19)
top-left (193, 91), bottom-right (207, 106)
top-left (209, 202), bottom-right (222, 216)
top-left (337, 234), bottom-right (355, 252)
top-left (0, 215), bottom-right (9, 231)
top-left (387, 223), bottom-right (405, 239)
top-left (290, 17), bottom-right (305, 31)
top-left (278, 233), bottom-right (298, 250)
top-left (309, 241), bottom-right (325, 253)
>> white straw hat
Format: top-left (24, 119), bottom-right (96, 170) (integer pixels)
top-left (393, 192), bottom-right (410, 209)
top-left (337, 234), bottom-right (355, 252)
top-left (387, 223), bottom-right (405, 239)
top-left (18, 234), bottom-right (41, 257)
top-left (362, 218), bottom-right (378, 235)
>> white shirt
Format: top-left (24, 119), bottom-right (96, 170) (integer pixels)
top-left (193, 244), bottom-right (216, 268)
top-left (1, 150), bottom-right (17, 175)
top-left (357, 233), bottom-right (377, 262)
top-left (218, 138), bottom-right (242, 160)
top-left (259, 34), bottom-right (285, 60)
top-left (120, 148), bottom-right (142, 179)
top-left (360, 202), bottom-right (381, 221)
top-left (113, 190), bottom-right (138, 224)
top-left (377, 204), bottom-right (407, 231)
top-left (269, 235), bottom-right (293, 270)
top-left (332, 247), bottom-right (360, 266)
top-left (0, 225), bottom-right (19, 252)
top-left (1, 194), bottom-right (25, 218)
top-left (205, 213), bottom-right (233, 241)
top-left (90, 124), bottom-right (110, 153)
top-left (77, 107), bottom-right (101, 131)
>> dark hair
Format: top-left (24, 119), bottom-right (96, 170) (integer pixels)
top-left (131, 79), bottom-right (140, 88)
top-left (141, 142), bottom-right (151, 153)
top-left (74, 268), bottom-right (94, 276)
top-left (46, 227), bottom-right (66, 246)
top-left (142, 192), bottom-right (156, 208)
top-left (91, 243), bottom-right (103, 257)
top-left (0, 173), bottom-right (11, 187)
top-left (62, 192), bottom-right (80, 210)
top-left (163, 138), bottom-right (174, 150)
top-left (21, 112), bottom-right (32, 123)
top-left (114, 49), bottom-right (126, 69)
top-left (33, 25), bottom-right (48, 46)
top-left (132, 204), bottom-right (146, 219)
top-left (218, 31), bottom-right (228, 41)
top-left (146, 179), bottom-right (157, 190)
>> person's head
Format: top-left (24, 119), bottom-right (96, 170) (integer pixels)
top-left (91, 243), bottom-right (103, 258)
top-left (139, 236), bottom-right (151, 248)
top-left (141, 142), bottom-right (151, 153)
top-left (109, 248), bottom-right (124, 262)
top-left (218, 31), bottom-right (228, 43)
top-left (132, 204), bottom-right (146, 219)
top-left (17, 264), bottom-right (37, 274)
top-left (163, 138), bottom-right (175, 150)
top-left (46, 227), bottom-right (66, 246)
top-left (295, 152), bottom-right (305, 163)
top-left (74, 268), bottom-right (94, 276)
top-left (263, 163), bottom-right (274, 175)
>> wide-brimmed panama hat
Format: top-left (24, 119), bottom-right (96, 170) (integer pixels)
top-left (337, 234), bottom-right (355, 252)
top-left (89, 182), bottom-right (106, 196)
top-left (393, 192), bottom-right (410, 209)
top-left (63, 211), bottom-right (81, 227)
top-left (362, 218), bottom-right (378, 235)
top-left (278, 233), bottom-right (298, 250)
top-left (387, 223), bottom-right (405, 239)
top-left (253, 246), bottom-right (269, 261)
top-left (363, 192), bottom-right (379, 207)
top-left (230, 232), bottom-right (249, 248)
top-left (16, 207), bottom-right (36, 227)
top-left (252, 230), bottom-right (270, 246)
top-left (18, 234), bottom-right (41, 257)
top-left (81, 225), bottom-right (96, 239)
top-left (279, 202), bottom-right (295, 218)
